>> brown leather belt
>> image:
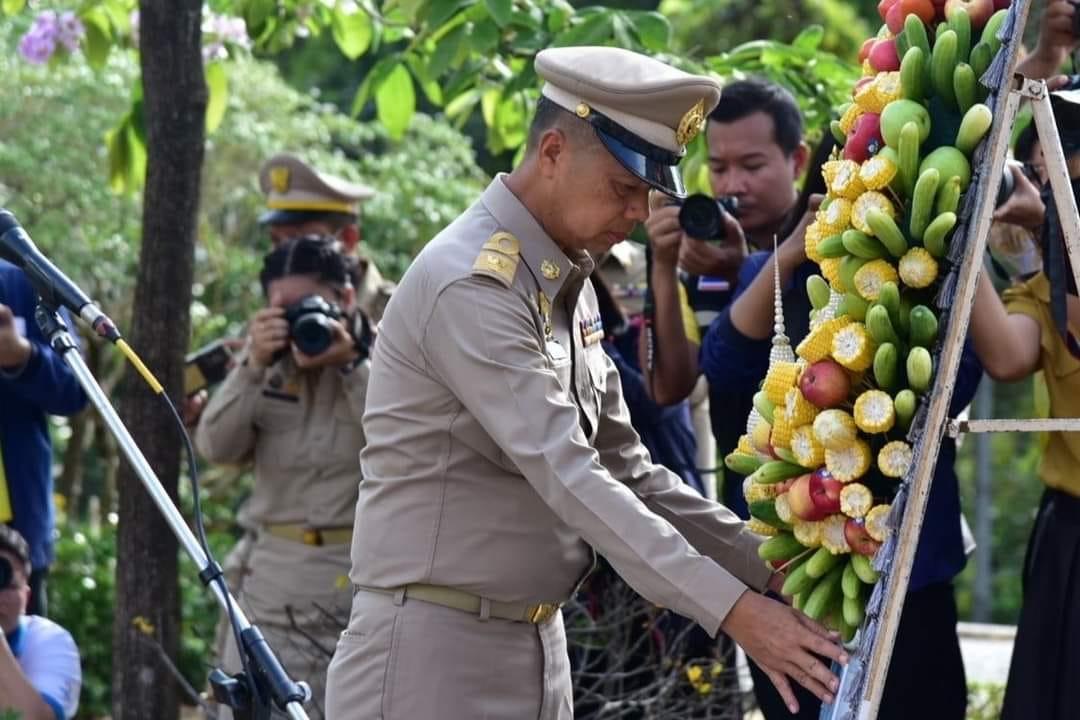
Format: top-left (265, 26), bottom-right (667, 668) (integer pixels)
top-left (263, 523), bottom-right (353, 546)
top-left (353, 583), bottom-right (562, 624)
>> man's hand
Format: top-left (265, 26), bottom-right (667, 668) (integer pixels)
top-left (994, 164), bottom-right (1046, 229)
top-left (292, 318), bottom-right (358, 370)
top-left (1034, 0), bottom-right (1079, 65)
top-left (182, 390), bottom-right (208, 428)
top-left (722, 591), bottom-right (847, 714)
top-left (644, 200), bottom-right (684, 267)
top-left (679, 212), bottom-right (747, 279)
top-left (0, 304), bottom-right (32, 370)
top-left (247, 307), bottom-right (289, 369)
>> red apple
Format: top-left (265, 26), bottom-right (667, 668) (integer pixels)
top-left (799, 359), bottom-right (852, 409)
top-left (858, 38), bottom-right (876, 64)
top-left (992, 0), bottom-right (1010, 9)
top-left (944, 0), bottom-right (995, 29)
top-left (845, 519), bottom-right (883, 557)
top-left (869, 38), bottom-right (901, 72)
top-left (809, 469), bottom-right (844, 515)
top-left (844, 112), bottom-right (883, 163)
top-left (886, 2), bottom-right (906, 33)
top-left (787, 474), bottom-right (827, 522)
top-left (878, 0), bottom-right (900, 22)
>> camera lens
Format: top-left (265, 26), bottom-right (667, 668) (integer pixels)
top-left (996, 167), bottom-right (1015, 209)
top-left (679, 194), bottom-right (726, 240)
top-left (292, 314), bottom-right (335, 356)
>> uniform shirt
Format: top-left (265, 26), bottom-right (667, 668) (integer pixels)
top-left (6, 615), bottom-right (81, 720)
top-left (195, 353), bottom-right (370, 530)
top-left (0, 260), bottom-right (88, 570)
top-left (700, 252), bottom-right (983, 591)
top-left (350, 176), bottom-right (771, 636)
top-left (1003, 273), bottom-right (1080, 497)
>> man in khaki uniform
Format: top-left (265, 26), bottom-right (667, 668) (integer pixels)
top-left (326, 47), bottom-right (845, 720)
top-left (259, 153), bottom-right (395, 324)
top-left (197, 237), bottom-right (370, 718)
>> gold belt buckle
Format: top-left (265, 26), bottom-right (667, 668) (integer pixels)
top-left (527, 602), bottom-right (559, 624)
top-left (302, 528), bottom-right (323, 546)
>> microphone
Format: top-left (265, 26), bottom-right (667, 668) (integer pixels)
top-left (0, 209), bottom-right (119, 341)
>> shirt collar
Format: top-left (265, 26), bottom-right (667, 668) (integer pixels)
top-left (480, 175), bottom-right (594, 301)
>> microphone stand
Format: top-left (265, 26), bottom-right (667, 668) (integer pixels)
top-left (33, 301), bottom-right (311, 720)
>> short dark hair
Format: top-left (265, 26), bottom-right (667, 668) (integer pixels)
top-left (269, 210), bottom-right (357, 231)
top-left (526, 96), bottom-right (598, 154)
top-left (708, 79), bottom-right (804, 156)
top-left (259, 235), bottom-right (351, 296)
top-left (0, 525), bottom-right (31, 577)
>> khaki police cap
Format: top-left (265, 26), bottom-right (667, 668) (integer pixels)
top-left (534, 46), bottom-right (722, 198)
top-left (258, 153), bottom-right (375, 225)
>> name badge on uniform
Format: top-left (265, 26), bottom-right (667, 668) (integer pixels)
top-left (579, 314), bottom-right (604, 347)
top-left (546, 339), bottom-right (569, 364)
top-left (697, 276), bottom-right (730, 292)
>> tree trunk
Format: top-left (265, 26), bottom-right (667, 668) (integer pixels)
top-left (111, 2), bottom-right (205, 719)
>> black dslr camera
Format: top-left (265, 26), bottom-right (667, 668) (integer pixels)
top-left (0, 556), bottom-right (12, 590)
top-left (677, 194), bottom-right (740, 241)
top-left (283, 295), bottom-right (342, 357)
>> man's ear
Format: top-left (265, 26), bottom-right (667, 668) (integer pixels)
top-left (338, 224), bottom-right (361, 253)
top-left (536, 128), bottom-right (569, 179)
top-left (792, 141), bottom-right (811, 178)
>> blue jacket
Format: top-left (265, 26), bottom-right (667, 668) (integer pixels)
top-left (700, 252), bottom-right (983, 591)
top-left (0, 260), bottom-right (87, 570)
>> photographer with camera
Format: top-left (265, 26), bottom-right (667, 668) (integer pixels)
top-left (195, 235), bottom-right (370, 719)
top-left (0, 525), bottom-right (80, 720)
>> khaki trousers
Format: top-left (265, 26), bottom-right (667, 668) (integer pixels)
top-left (325, 588), bottom-right (573, 719)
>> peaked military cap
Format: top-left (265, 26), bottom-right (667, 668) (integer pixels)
top-left (258, 153), bottom-right (375, 226)
top-left (534, 46), bottom-right (723, 198)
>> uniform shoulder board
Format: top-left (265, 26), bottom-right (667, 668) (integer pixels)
top-left (472, 231), bottom-right (520, 287)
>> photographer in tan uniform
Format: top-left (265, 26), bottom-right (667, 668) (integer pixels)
top-left (196, 236), bottom-right (369, 718)
top-left (325, 46), bottom-right (845, 720)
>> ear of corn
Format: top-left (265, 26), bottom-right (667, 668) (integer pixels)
top-left (824, 160), bottom-right (867, 200)
top-left (785, 387), bottom-right (820, 426)
top-left (851, 191), bottom-right (897, 235)
top-left (853, 259), bottom-right (900, 303)
top-left (878, 440), bottom-right (914, 478)
top-left (822, 514), bottom-right (852, 555)
top-left (898, 247), bottom-right (939, 288)
top-left (763, 361), bottom-right (801, 406)
top-left (747, 517), bottom-right (782, 536)
top-left (853, 389), bottom-right (896, 433)
top-left (831, 322), bottom-right (876, 371)
top-left (825, 439), bottom-right (873, 482)
top-left (813, 409), bottom-right (859, 450)
top-left (865, 504), bottom-right (892, 542)
top-left (839, 102), bottom-right (866, 135)
top-left (794, 520), bottom-right (825, 548)
top-left (771, 409), bottom-right (794, 450)
top-left (858, 154), bottom-right (899, 191)
top-left (840, 483), bottom-right (874, 518)
top-left (790, 424), bottom-right (826, 468)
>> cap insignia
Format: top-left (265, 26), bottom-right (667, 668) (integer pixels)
top-left (269, 166), bottom-right (291, 193)
top-left (541, 259), bottom-right (561, 280)
top-left (575, 103), bottom-right (591, 119)
top-left (676, 99), bottom-right (706, 147)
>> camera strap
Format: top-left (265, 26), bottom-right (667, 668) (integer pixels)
top-left (0, 443), bottom-right (11, 523)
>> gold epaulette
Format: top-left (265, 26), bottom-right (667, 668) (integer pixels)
top-left (472, 231), bottom-right (520, 287)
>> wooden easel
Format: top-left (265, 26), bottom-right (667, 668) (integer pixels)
top-left (826, 0), bottom-right (1080, 716)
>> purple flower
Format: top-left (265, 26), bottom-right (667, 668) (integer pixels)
top-left (18, 31), bottom-right (55, 64)
top-left (57, 11), bottom-right (85, 52)
top-left (17, 9), bottom-right (83, 64)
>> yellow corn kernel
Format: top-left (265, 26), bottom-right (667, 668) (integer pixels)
top-left (806, 223), bottom-right (825, 264)
top-left (855, 71), bottom-right (901, 114)
top-left (790, 424), bottom-right (825, 468)
top-left (812, 409), bottom-right (858, 451)
top-left (819, 257), bottom-right (845, 291)
top-left (865, 504), bottom-right (892, 542)
top-left (858, 154), bottom-right (898, 191)
top-left (878, 440), bottom-right (913, 478)
top-left (744, 478), bottom-right (781, 503)
top-left (825, 439), bottom-right (872, 482)
top-left (775, 492), bottom-right (794, 524)
top-left (818, 197), bottom-right (854, 237)
top-left (793, 519), bottom-right (824, 548)
top-left (839, 103), bottom-right (865, 135)
top-left (737, 434), bottom-right (755, 455)
top-left (785, 388), bottom-right (820, 427)
top-left (763, 361), bottom-right (800, 406)
top-left (853, 259), bottom-right (900, 302)
top-left (831, 322), bottom-right (876, 371)
top-left (797, 316), bottom-right (850, 363)
top-left (822, 514), bottom-right (852, 554)
top-left (747, 517), bottom-right (780, 537)
top-left (851, 191), bottom-right (896, 235)
top-left (853, 389), bottom-right (896, 433)
top-left (861, 58), bottom-right (875, 77)
top-left (771, 409), bottom-right (794, 450)
top-left (898, 247), bottom-right (939, 289)
top-left (840, 483), bottom-right (874, 518)
top-left (824, 160), bottom-right (866, 200)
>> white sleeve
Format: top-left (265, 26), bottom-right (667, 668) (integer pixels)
top-left (20, 618), bottom-right (81, 719)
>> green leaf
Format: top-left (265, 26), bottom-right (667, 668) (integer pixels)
top-left (375, 62), bottom-right (416, 139)
top-left (630, 11), bottom-right (670, 52)
top-left (428, 22), bottom-right (468, 77)
top-left (552, 12), bottom-right (612, 47)
top-left (331, 6), bottom-right (374, 59)
top-left (468, 18), bottom-right (500, 55)
top-left (444, 87), bottom-right (481, 119)
top-left (484, 0), bottom-right (512, 27)
top-left (204, 62), bottom-right (228, 134)
top-left (793, 24), bottom-right (825, 51)
top-left (2, 0), bottom-right (24, 15)
top-left (612, 12), bottom-right (633, 49)
top-left (405, 55), bottom-right (444, 106)
top-left (427, 0), bottom-right (473, 31)
top-left (81, 9), bottom-right (112, 70)
top-left (351, 57), bottom-right (397, 116)
top-left (396, 0), bottom-right (428, 24)
top-left (244, 0), bottom-right (276, 34)
top-left (481, 87), bottom-right (500, 127)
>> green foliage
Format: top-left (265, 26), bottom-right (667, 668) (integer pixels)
top-left (967, 682), bottom-right (1006, 720)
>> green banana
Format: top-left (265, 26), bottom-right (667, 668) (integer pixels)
top-left (874, 342), bottom-right (900, 391)
top-left (981, 9), bottom-right (1008, 56)
top-left (807, 274), bottom-right (832, 310)
top-left (866, 208), bottom-right (909, 258)
top-left (910, 167), bottom-right (941, 241)
top-left (898, 121), bottom-right (921, 200)
top-left (896, 27), bottom-right (911, 58)
top-left (843, 591), bottom-right (867, 627)
top-left (907, 346), bottom-right (934, 393)
top-left (867, 304), bottom-right (902, 346)
top-left (805, 546), bottom-right (843, 579)
top-left (753, 390), bottom-right (776, 424)
top-left (793, 591), bottom-right (807, 612)
top-left (724, 451), bottom-right (763, 476)
top-left (774, 447), bottom-right (801, 466)
top-left (842, 292), bottom-right (869, 322)
top-left (804, 563), bottom-right (846, 621)
top-left (935, 176), bottom-right (962, 216)
top-left (842, 229), bottom-right (890, 260)
top-left (842, 557), bottom-right (862, 600)
top-left (947, 6), bottom-right (972, 64)
top-left (750, 460), bottom-right (807, 485)
top-left (818, 234), bottom-right (847, 258)
top-left (904, 12), bottom-right (931, 60)
top-left (954, 62), bottom-right (977, 115)
top-left (851, 553), bottom-right (880, 584)
top-left (924, 211), bottom-right (958, 258)
top-left (783, 558), bottom-right (818, 596)
top-left (878, 281), bottom-right (902, 330)
top-left (840, 255), bottom-right (869, 294)
top-left (969, 41), bottom-right (993, 82)
top-left (898, 292), bottom-right (913, 337)
top-left (895, 389), bottom-right (917, 431)
top-left (932, 29), bottom-right (959, 111)
top-left (900, 46), bottom-right (927, 101)
top-left (758, 532), bottom-right (804, 562)
top-left (909, 305), bottom-right (940, 348)
top-left (840, 615), bottom-right (858, 643)
top-left (956, 103), bottom-right (993, 156)
top-left (750, 501), bottom-right (788, 530)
